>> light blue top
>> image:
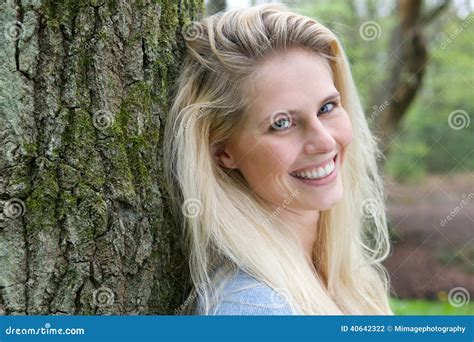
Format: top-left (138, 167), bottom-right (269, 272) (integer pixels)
top-left (195, 269), bottom-right (298, 315)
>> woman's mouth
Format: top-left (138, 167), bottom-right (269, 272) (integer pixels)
top-left (289, 154), bottom-right (338, 186)
top-left (290, 154), bottom-right (337, 180)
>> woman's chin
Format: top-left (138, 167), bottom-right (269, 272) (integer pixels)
top-left (299, 186), bottom-right (344, 211)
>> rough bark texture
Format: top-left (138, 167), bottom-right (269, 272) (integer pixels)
top-left (0, 0), bottom-right (202, 315)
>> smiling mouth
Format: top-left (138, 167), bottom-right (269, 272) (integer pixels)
top-left (289, 154), bottom-right (337, 180)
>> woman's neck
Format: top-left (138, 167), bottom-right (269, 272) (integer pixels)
top-left (277, 207), bottom-right (320, 259)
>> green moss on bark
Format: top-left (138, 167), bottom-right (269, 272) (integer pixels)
top-left (2, 0), bottom-right (203, 315)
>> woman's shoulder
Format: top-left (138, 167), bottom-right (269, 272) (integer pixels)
top-left (201, 269), bottom-right (297, 315)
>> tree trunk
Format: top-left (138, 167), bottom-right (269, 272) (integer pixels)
top-left (371, 0), bottom-right (449, 158)
top-left (0, 0), bottom-right (202, 315)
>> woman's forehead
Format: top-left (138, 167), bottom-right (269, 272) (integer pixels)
top-left (245, 50), bottom-right (336, 118)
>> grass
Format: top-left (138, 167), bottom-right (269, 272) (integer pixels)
top-left (390, 297), bottom-right (474, 315)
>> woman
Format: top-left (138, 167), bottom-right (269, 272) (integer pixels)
top-left (164, 3), bottom-right (393, 315)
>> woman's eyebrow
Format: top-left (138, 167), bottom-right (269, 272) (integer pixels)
top-left (257, 91), bottom-right (340, 128)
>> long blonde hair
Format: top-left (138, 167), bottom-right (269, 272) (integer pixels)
top-left (164, 3), bottom-right (393, 314)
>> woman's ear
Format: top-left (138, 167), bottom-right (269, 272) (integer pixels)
top-left (212, 143), bottom-right (238, 170)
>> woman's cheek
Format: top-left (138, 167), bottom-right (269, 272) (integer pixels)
top-left (335, 115), bottom-right (353, 167)
top-left (337, 113), bottom-right (353, 147)
top-left (343, 120), bottom-right (353, 147)
top-left (262, 139), bottom-right (297, 170)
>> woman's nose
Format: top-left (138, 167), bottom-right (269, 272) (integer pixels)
top-left (303, 118), bottom-right (336, 155)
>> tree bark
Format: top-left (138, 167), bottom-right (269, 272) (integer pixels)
top-left (0, 0), bottom-right (202, 315)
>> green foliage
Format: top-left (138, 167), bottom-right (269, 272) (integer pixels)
top-left (436, 246), bottom-right (474, 275)
top-left (385, 141), bottom-right (428, 183)
top-left (389, 12), bottom-right (474, 178)
top-left (390, 297), bottom-right (474, 315)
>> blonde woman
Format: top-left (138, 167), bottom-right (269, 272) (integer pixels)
top-left (164, 3), bottom-right (393, 315)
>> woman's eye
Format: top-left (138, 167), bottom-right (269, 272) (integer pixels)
top-left (270, 117), bottom-right (291, 131)
top-left (319, 102), bottom-right (336, 114)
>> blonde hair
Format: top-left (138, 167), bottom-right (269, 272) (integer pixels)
top-left (164, 3), bottom-right (393, 315)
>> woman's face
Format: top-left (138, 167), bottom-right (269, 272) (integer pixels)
top-left (215, 48), bottom-right (353, 212)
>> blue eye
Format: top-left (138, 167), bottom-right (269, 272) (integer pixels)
top-left (270, 117), bottom-right (292, 131)
top-left (319, 102), bottom-right (335, 114)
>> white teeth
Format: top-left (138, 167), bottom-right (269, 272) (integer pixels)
top-left (291, 159), bottom-right (335, 180)
top-left (324, 163), bottom-right (332, 174)
top-left (317, 167), bottom-right (325, 178)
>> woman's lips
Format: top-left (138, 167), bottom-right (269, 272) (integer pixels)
top-left (290, 154), bottom-right (337, 174)
top-left (290, 154), bottom-right (338, 186)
